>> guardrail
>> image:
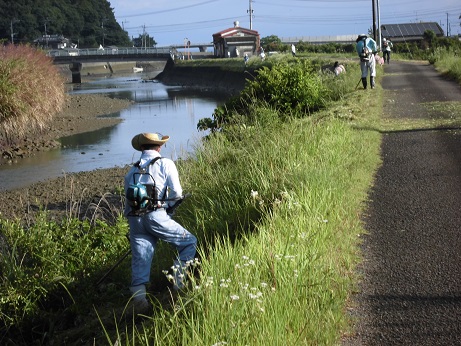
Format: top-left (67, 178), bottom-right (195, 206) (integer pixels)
top-left (47, 47), bottom-right (172, 57)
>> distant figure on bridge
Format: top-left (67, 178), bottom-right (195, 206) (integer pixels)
top-left (291, 44), bottom-right (296, 57)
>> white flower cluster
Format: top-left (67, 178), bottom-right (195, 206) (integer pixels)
top-left (161, 257), bottom-right (201, 284)
top-left (250, 189), bottom-right (301, 209)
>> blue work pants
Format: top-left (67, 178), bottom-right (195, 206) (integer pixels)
top-left (128, 209), bottom-right (197, 288)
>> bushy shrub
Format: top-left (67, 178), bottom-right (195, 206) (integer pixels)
top-left (0, 45), bottom-right (65, 146)
top-left (199, 59), bottom-right (328, 132)
top-left (245, 60), bottom-right (326, 115)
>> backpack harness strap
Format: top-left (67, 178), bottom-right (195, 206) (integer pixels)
top-left (133, 156), bottom-right (167, 203)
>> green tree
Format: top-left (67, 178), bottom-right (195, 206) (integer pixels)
top-left (0, 0), bottom-right (130, 47)
top-left (260, 35), bottom-right (282, 51)
top-left (132, 34), bottom-right (157, 48)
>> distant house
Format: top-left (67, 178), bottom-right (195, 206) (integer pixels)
top-left (213, 21), bottom-right (260, 58)
top-left (380, 22), bottom-right (444, 42)
top-left (34, 34), bottom-right (70, 49)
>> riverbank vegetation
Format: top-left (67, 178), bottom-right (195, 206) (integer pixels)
top-left (0, 45), bottom-right (64, 147)
top-left (0, 52), bottom-right (385, 344)
top-left (1, 39), bottom-right (459, 343)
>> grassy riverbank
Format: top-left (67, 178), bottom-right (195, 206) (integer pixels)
top-left (1, 54), bottom-right (384, 344)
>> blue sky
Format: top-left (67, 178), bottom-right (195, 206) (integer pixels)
top-left (109, 0), bottom-right (461, 46)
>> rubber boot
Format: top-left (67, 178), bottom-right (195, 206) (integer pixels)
top-left (361, 77), bottom-right (367, 89)
top-left (370, 76), bottom-right (375, 89)
top-left (129, 284), bottom-right (149, 315)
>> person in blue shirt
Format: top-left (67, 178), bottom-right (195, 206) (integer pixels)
top-left (355, 34), bottom-right (378, 89)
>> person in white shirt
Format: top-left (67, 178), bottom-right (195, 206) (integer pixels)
top-left (382, 38), bottom-right (393, 64)
top-left (124, 132), bottom-right (197, 314)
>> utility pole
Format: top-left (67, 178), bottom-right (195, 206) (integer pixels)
top-left (376, 0), bottom-right (381, 49)
top-left (372, 0), bottom-right (377, 42)
top-left (142, 24), bottom-right (146, 48)
top-left (184, 37), bottom-right (189, 59)
top-left (247, 0), bottom-right (254, 30)
top-left (10, 19), bottom-right (19, 44)
top-left (447, 13), bottom-right (449, 36)
top-left (44, 18), bottom-right (50, 48)
top-left (101, 18), bottom-right (108, 47)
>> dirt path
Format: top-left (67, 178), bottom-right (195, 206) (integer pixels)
top-left (344, 61), bottom-right (461, 345)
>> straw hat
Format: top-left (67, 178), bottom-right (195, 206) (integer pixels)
top-left (131, 133), bottom-right (170, 151)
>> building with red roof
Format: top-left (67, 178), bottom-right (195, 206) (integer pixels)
top-left (212, 21), bottom-right (260, 58)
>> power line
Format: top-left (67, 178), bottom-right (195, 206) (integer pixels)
top-left (119, 0), bottom-right (219, 18)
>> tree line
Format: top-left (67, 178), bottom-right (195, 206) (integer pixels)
top-left (0, 0), bottom-right (131, 48)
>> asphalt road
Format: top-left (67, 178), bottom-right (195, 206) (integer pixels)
top-left (343, 61), bottom-right (461, 345)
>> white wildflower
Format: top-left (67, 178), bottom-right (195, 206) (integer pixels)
top-left (249, 291), bottom-right (263, 299)
top-left (212, 341), bottom-right (228, 346)
top-left (212, 342), bottom-right (228, 346)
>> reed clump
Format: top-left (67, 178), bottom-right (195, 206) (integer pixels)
top-left (0, 45), bottom-right (65, 146)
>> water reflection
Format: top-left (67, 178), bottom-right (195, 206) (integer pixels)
top-left (0, 74), bottom-right (226, 191)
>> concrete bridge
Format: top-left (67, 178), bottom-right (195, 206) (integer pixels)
top-left (49, 46), bottom-right (173, 64)
top-left (49, 46), bottom-right (213, 83)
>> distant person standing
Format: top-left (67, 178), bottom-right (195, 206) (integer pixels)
top-left (356, 34), bottom-right (378, 89)
top-left (260, 47), bottom-right (266, 61)
top-left (291, 44), bottom-right (296, 57)
top-left (382, 38), bottom-right (393, 64)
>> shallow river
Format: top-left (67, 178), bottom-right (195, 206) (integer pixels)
top-left (0, 73), bottom-right (227, 191)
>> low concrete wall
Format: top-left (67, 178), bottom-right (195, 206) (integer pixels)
top-left (155, 58), bottom-right (255, 96)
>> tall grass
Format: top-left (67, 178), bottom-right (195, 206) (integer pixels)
top-left (431, 49), bottom-right (461, 83)
top-left (132, 83), bottom-right (382, 344)
top-left (0, 45), bottom-right (65, 146)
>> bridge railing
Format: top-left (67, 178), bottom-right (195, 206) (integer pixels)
top-left (47, 47), bottom-right (172, 57)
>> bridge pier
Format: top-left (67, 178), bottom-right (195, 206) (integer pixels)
top-left (69, 62), bottom-right (82, 83)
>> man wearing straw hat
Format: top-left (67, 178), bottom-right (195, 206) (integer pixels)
top-left (124, 132), bottom-right (197, 314)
